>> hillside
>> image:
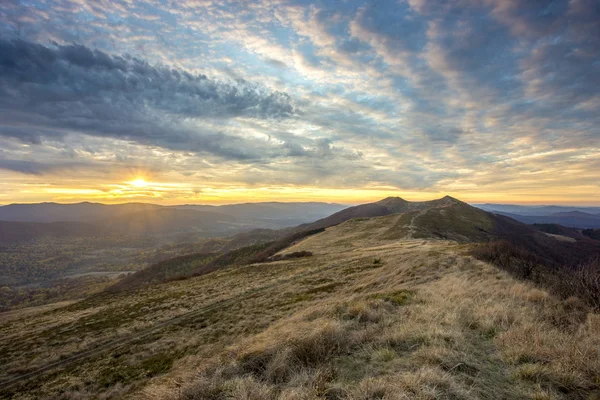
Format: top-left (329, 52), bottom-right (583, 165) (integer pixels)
top-left (1, 197), bottom-right (599, 399)
top-left (296, 196), bottom-right (458, 232)
top-left (103, 196), bottom-right (600, 293)
top-left (2, 196), bottom-right (600, 399)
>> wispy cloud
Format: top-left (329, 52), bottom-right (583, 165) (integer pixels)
top-left (0, 0), bottom-right (598, 204)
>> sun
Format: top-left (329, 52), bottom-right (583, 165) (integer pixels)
top-left (130, 178), bottom-right (148, 188)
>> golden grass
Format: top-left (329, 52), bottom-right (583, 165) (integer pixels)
top-left (3, 215), bottom-right (599, 399)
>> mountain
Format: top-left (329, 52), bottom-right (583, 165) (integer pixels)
top-left (475, 203), bottom-right (600, 216)
top-left (295, 196), bottom-right (458, 232)
top-left (474, 204), bottom-right (600, 229)
top-left (0, 201), bottom-right (346, 228)
top-left (550, 211), bottom-right (600, 218)
top-left (120, 196), bottom-right (600, 289)
top-left (293, 196), bottom-right (600, 267)
top-left (483, 211), bottom-right (600, 229)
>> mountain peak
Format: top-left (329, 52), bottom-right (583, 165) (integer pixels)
top-left (376, 196), bottom-right (407, 204)
top-left (440, 195), bottom-right (460, 202)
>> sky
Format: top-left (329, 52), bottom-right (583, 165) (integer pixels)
top-left (0, 0), bottom-right (599, 205)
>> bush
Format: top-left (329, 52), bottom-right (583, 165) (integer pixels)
top-left (561, 257), bottom-right (600, 310)
top-left (472, 241), bottom-right (600, 310)
top-left (471, 240), bottom-right (541, 279)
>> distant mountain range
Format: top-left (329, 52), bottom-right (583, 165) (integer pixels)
top-left (3, 199), bottom-right (600, 245)
top-left (474, 204), bottom-right (600, 216)
top-left (0, 201), bottom-right (347, 244)
top-left (474, 203), bottom-right (600, 229)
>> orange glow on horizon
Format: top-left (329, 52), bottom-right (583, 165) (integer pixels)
top-left (1, 171), bottom-right (599, 206)
top-left (2, 179), bottom-right (600, 206)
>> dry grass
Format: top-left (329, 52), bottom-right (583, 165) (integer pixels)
top-left (3, 214), bottom-right (599, 399)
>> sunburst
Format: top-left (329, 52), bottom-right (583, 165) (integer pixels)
top-left (130, 178), bottom-right (148, 188)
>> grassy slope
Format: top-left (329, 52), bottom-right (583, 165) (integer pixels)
top-left (1, 214), bottom-right (599, 399)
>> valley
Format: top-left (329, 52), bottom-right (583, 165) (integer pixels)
top-left (0, 202), bottom-right (344, 310)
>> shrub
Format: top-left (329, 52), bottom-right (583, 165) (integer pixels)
top-left (561, 257), bottom-right (600, 310)
top-left (471, 240), bottom-right (540, 279)
top-left (472, 241), bottom-right (600, 310)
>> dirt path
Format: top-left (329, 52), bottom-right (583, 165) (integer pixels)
top-left (407, 209), bottom-right (427, 238)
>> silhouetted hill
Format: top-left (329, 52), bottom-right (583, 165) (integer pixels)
top-left (487, 211), bottom-right (600, 229)
top-left (551, 211), bottom-right (600, 218)
top-left (295, 196), bottom-right (459, 232)
top-left (475, 203), bottom-right (600, 216)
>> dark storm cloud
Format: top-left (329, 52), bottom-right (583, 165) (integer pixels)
top-left (0, 39), bottom-right (295, 158)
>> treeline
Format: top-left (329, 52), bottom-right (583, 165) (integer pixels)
top-left (472, 240), bottom-right (600, 310)
top-left (583, 229), bottom-right (600, 240)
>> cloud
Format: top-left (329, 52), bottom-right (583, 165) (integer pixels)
top-left (265, 58), bottom-right (287, 69)
top-left (0, 159), bottom-right (87, 175)
top-left (0, 38), bottom-right (295, 159)
top-left (0, 0), bottom-right (599, 202)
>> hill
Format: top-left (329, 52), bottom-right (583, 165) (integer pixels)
top-left (475, 203), bottom-right (600, 216)
top-left (475, 204), bottom-right (600, 229)
top-left (293, 195), bottom-right (456, 232)
top-left (493, 212), bottom-right (600, 229)
top-left (2, 195), bottom-right (599, 399)
top-left (105, 196), bottom-right (600, 295)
